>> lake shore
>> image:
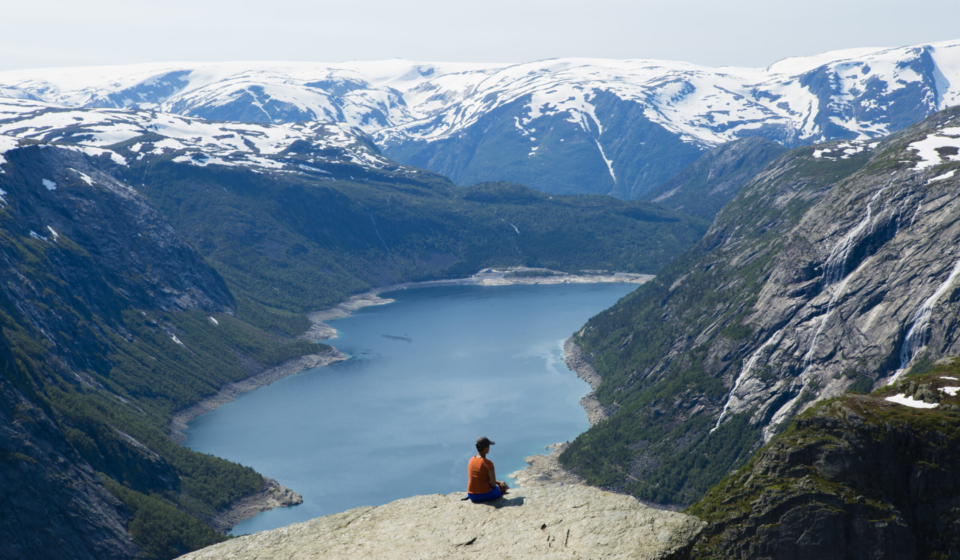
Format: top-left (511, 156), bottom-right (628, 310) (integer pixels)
top-left (302, 267), bottom-right (652, 342)
top-left (509, 337), bottom-right (610, 487)
top-left (185, 267), bottom-right (651, 532)
top-left (511, 337), bottom-right (681, 512)
top-left (169, 350), bottom-right (347, 533)
top-left (169, 350), bottom-right (348, 445)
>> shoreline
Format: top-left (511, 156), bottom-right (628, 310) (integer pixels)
top-left (169, 350), bottom-right (347, 445)
top-left (182, 266), bottom-right (651, 532)
top-left (302, 267), bottom-right (653, 342)
top-left (509, 338), bottom-right (613, 488)
top-left (510, 337), bottom-right (680, 512)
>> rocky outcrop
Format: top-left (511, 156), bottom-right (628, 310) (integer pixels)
top-left (208, 478), bottom-right (303, 534)
top-left (684, 368), bottom-right (960, 560)
top-left (510, 443), bottom-right (585, 488)
top-left (179, 485), bottom-right (705, 560)
top-left (563, 337), bottom-right (614, 425)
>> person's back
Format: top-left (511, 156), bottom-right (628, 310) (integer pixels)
top-left (468, 455), bottom-right (494, 495)
top-left (467, 436), bottom-right (508, 503)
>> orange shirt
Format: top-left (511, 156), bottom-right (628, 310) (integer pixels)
top-left (467, 456), bottom-right (494, 494)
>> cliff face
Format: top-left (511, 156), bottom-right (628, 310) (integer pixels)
top-left (561, 105), bottom-right (960, 505)
top-left (686, 367), bottom-right (960, 560)
top-left (642, 137), bottom-right (787, 221)
top-left (0, 145), bottom-right (300, 558)
top-left (0, 328), bottom-right (138, 560)
top-left (179, 485), bottom-right (705, 560)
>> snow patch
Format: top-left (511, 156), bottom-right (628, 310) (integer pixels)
top-left (46, 226), bottom-right (59, 241)
top-left (70, 168), bottom-right (94, 185)
top-left (0, 135), bottom-right (18, 173)
top-left (927, 169), bottom-right (956, 184)
top-left (885, 393), bottom-right (939, 409)
top-left (42, 178), bottom-right (57, 190)
top-left (171, 335), bottom-right (185, 347)
top-left (208, 316), bottom-right (219, 326)
top-left (909, 127), bottom-right (960, 169)
top-left (940, 386), bottom-right (960, 396)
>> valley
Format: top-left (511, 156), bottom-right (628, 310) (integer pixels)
top-left (0, 100), bottom-right (701, 559)
top-left (3, 38), bottom-right (960, 560)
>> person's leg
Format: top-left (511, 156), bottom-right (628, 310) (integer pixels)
top-left (467, 485), bottom-right (502, 503)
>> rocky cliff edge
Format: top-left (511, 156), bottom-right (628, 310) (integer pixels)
top-left (178, 485), bottom-right (704, 560)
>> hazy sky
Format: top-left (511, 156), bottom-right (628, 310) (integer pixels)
top-left (3, 0), bottom-right (959, 71)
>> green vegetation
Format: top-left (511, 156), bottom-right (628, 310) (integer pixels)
top-left (0, 157), bottom-right (329, 559)
top-left (103, 478), bottom-right (228, 560)
top-left (123, 159), bottom-right (708, 330)
top-left (641, 136), bottom-right (787, 221)
top-left (685, 364), bottom-right (960, 558)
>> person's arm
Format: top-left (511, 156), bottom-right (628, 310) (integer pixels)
top-left (487, 461), bottom-right (507, 490)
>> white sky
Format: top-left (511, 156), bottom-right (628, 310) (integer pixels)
top-left (2, 0), bottom-right (959, 71)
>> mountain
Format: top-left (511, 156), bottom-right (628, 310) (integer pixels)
top-left (0, 99), bottom-right (708, 558)
top-left (2, 40), bottom-right (959, 198)
top-left (558, 105), bottom-right (960, 507)
top-left (0, 97), bottom-right (707, 326)
top-left (641, 137), bottom-right (787, 220)
top-left (685, 365), bottom-right (960, 560)
top-left (0, 142), bottom-right (324, 559)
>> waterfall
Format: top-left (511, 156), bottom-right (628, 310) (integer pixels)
top-left (802, 185), bottom-right (890, 366)
top-left (893, 254), bottom-right (960, 383)
top-left (711, 329), bottom-right (784, 433)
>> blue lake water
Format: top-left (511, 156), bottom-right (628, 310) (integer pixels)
top-left (183, 282), bottom-right (636, 535)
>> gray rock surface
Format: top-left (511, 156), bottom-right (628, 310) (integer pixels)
top-left (179, 485), bottom-right (705, 560)
top-left (510, 443), bottom-right (585, 488)
top-left (561, 105), bottom-right (960, 505)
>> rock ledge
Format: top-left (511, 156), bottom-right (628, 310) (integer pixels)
top-left (179, 485), bottom-right (703, 559)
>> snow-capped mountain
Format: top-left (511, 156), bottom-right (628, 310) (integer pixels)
top-left (0, 98), bottom-right (402, 175)
top-left (2, 40), bottom-right (959, 197)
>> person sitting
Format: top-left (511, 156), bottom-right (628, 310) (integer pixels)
top-left (467, 436), bottom-right (509, 503)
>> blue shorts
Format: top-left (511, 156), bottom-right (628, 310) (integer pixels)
top-left (467, 485), bottom-right (502, 503)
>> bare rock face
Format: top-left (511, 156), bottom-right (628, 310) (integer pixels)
top-left (561, 106), bottom-right (960, 505)
top-left (179, 485), bottom-right (705, 560)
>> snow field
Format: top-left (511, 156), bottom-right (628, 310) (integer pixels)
top-left (0, 99), bottom-right (393, 173)
top-left (2, 39), bottom-right (958, 153)
top-left (885, 394), bottom-right (940, 409)
top-left (909, 126), bottom-right (960, 169)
